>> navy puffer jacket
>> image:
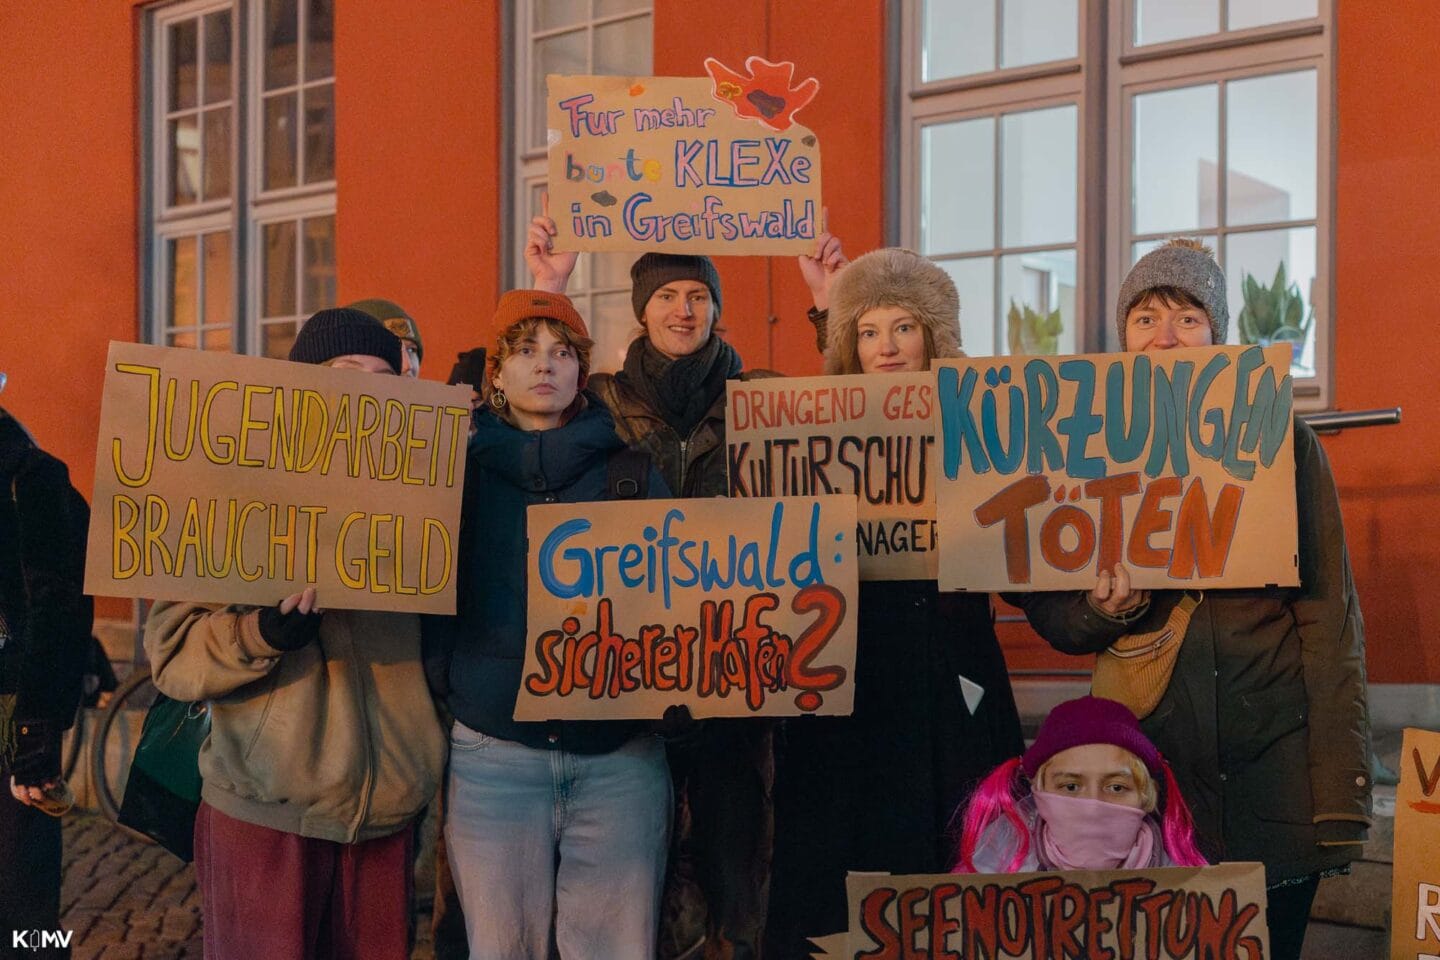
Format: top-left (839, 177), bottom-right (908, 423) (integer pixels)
top-left (424, 398), bottom-right (668, 754)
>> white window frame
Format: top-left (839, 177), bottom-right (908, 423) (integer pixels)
top-left (145, 0), bottom-right (337, 358)
top-left (900, 0), bottom-right (1334, 407)
top-left (508, 0), bottom-right (653, 372)
top-left (900, 2), bottom-right (1092, 358)
top-left (1108, 1), bottom-right (1331, 404)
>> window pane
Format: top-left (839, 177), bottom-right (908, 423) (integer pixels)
top-left (1132, 83), bottom-right (1218, 234)
top-left (923, 0), bottom-right (995, 82)
top-left (532, 31), bottom-right (588, 150)
top-left (302, 216), bottom-right (337, 314)
top-left (590, 292), bottom-right (638, 375)
top-left (939, 256), bottom-right (996, 358)
top-left (263, 221), bottom-right (297, 317)
top-left (306, 0), bottom-right (334, 80)
top-left (263, 93), bottom-right (299, 190)
top-left (1001, 105), bottom-right (1077, 247)
top-left (169, 237), bottom-right (198, 329)
top-left (169, 115), bottom-right (200, 206)
top-left (920, 117), bottom-right (994, 255)
top-left (202, 108), bottom-right (231, 199)
top-left (202, 327), bottom-right (233, 352)
top-left (265, 0), bottom-right (299, 89)
top-left (1134, 0), bottom-right (1218, 46)
top-left (1002, 0), bottom-right (1078, 68)
top-left (1226, 70), bottom-right (1316, 226)
top-left (595, 17), bottom-right (651, 75)
top-left (203, 232), bottom-right (232, 326)
top-left (591, 250), bottom-right (633, 290)
top-left (169, 19), bottom-right (198, 111)
top-left (1000, 249), bottom-right (1077, 355)
top-left (1229, 0), bottom-right (1318, 31)
top-left (202, 11), bottom-right (232, 105)
top-left (595, 0), bottom-right (648, 16)
top-left (167, 329), bottom-right (198, 349)
top-left (536, 0), bottom-right (587, 30)
top-left (263, 321), bottom-right (299, 359)
top-left (303, 83), bottom-right (335, 183)
top-left (1226, 226), bottom-right (1316, 373)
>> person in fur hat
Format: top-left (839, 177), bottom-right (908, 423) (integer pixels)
top-left (765, 246), bottom-right (1024, 957)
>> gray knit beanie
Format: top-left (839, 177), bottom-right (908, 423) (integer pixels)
top-left (1115, 243), bottom-right (1228, 349)
top-left (630, 253), bottom-right (722, 321)
top-left (289, 307), bottom-right (403, 372)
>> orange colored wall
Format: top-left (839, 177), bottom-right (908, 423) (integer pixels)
top-left (0, 3), bottom-right (144, 621)
top-left (333, 0), bottom-right (504, 383)
top-left (1328, 3), bottom-right (1440, 683)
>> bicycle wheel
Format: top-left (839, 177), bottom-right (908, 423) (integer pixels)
top-left (92, 663), bottom-right (157, 831)
top-left (61, 700), bottom-right (85, 781)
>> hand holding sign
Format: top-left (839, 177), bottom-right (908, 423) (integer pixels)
top-left (524, 194), bottom-right (578, 294)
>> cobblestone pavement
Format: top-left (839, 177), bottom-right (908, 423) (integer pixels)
top-left (60, 813), bottom-right (202, 960)
top-left (58, 813), bottom-right (435, 960)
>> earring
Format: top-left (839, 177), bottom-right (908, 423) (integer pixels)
top-left (489, 390), bottom-right (507, 410)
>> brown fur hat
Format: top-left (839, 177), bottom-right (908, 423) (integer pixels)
top-left (822, 247), bottom-right (963, 375)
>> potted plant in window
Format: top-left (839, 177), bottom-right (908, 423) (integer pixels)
top-left (1006, 299), bottom-right (1063, 355)
top-left (1237, 262), bottom-right (1312, 366)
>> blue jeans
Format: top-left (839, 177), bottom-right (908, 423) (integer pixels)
top-left (444, 723), bottom-right (671, 960)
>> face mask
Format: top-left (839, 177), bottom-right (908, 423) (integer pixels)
top-left (1032, 791), bottom-right (1153, 871)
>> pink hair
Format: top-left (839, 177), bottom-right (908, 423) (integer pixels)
top-left (951, 755), bottom-right (1209, 872)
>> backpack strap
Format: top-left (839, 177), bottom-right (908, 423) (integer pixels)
top-left (606, 448), bottom-right (650, 500)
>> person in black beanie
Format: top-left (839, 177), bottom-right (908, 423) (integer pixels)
top-left (143, 307), bottom-right (447, 960)
top-left (0, 381), bottom-right (93, 960)
top-left (526, 216), bottom-right (776, 960)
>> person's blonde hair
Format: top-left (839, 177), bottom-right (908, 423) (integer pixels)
top-left (1034, 750), bottom-right (1158, 813)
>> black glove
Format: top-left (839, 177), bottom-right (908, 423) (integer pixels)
top-left (257, 604), bottom-right (323, 652)
top-left (10, 718), bottom-right (62, 786)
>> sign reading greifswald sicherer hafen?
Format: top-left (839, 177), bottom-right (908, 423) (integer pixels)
top-left (84, 341), bottom-right (472, 613)
top-left (516, 495), bottom-right (859, 721)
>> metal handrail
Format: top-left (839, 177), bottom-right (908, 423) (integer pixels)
top-left (1299, 407), bottom-right (1401, 432)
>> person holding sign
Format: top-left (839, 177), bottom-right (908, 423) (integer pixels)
top-left (1008, 239), bottom-right (1372, 960)
top-left (424, 290), bottom-right (673, 960)
top-left (143, 308), bottom-right (448, 960)
top-left (527, 213), bottom-right (777, 960)
top-left (954, 696), bottom-right (1207, 873)
top-left (766, 247), bottom-right (1024, 956)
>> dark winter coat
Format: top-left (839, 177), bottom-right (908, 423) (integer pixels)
top-left (424, 398), bottom-right (668, 754)
top-left (0, 413), bottom-right (91, 728)
top-left (1009, 419), bottom-right (1371, 884)
top-left (766, 582), bottom-right (1024, 953)
top-left (589, 358), bottom-right (775, 499)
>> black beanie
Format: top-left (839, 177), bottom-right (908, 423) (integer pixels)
top-left (289, 307), bottom-right (403, 372)
top-left (630, 253), bottom-right (722, 321)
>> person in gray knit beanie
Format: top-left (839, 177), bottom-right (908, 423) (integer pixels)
top-left (1115, 239), bottom-right (1228, 349)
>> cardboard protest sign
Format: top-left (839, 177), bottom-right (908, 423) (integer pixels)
top-left (85, 342), bottom-right (471, 613)
top-left (933, 345), bottom-right (1298, 592)
top-left (546, 57), bottom-right (822, 255)
top-left (1392, 727), bottom-right (1440, 960)
top-left (726, 373), bottom-right (938, 580)
top-left (515, 495), bottom-right (858, 720)
top-left (815, 864), bottom-right (1270, 960)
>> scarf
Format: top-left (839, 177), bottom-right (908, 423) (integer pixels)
top-left (1032, 791), bottom-right (1155, 870)
top-left (617, 335), bottom-right (742, 438)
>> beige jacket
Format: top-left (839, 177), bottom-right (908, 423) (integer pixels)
top-left (144, 601), bottom-right (446, 844)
